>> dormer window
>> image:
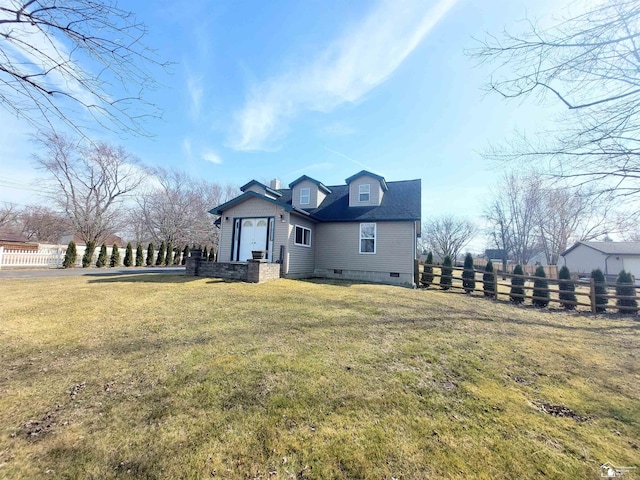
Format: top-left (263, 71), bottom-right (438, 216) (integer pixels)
top-left (300, 188), bottom-right (310, 205)
top-left (359, 184), bottom-right (370, 202)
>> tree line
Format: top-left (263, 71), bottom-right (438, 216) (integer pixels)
top-left (0, 132), bottom-right (237, 260)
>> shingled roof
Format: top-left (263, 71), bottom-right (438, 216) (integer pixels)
top-left (562, 241), bottom-right (640, 256)
top-left (212, 176), bottom-right (421, 222)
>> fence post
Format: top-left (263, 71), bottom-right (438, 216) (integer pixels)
top-left (590, 277), bottom-right (596, 315)
top-left (0, 246), bottom-right (3, 270)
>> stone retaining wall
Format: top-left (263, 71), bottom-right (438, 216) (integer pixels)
top-left (186, 250), bottom-right (280, 283)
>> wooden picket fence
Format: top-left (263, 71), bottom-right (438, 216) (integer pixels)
top-left (419, 263), bottom-right (639, 315)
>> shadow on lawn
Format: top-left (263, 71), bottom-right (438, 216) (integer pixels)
top-left (87, 273), bottom-right (202, 284)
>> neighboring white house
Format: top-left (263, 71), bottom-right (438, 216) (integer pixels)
top-left (560, 241), bottom-right (640, 281)
top-left (210, 170), bottom-right (422, 286)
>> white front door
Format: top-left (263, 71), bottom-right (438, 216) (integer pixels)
top-left (238, 218), bottom-right (269, 261)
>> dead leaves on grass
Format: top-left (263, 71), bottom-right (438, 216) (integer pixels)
top-left (531, 400), bottom-right (590, 422)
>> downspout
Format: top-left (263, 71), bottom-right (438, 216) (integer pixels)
top-left (604, 255), bottom-right (612, 277)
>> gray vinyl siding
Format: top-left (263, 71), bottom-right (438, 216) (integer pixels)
top-left (287, 215), bottom-right (315, 278)
top-left (348, 175), bottom-right (384, 207)
top-left (217, 197), bottom-right (290, 268)
top-left (314, 221), bottom-right (415, 274)
top-left (291, 179), bottom-right (325, 209)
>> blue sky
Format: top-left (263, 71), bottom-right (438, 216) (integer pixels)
top-left (0, 0), bottom-right (575, 251)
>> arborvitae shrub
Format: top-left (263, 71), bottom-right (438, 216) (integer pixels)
top-left (440, 255), bottom-right (453, 290)
top-left (532, 266), bottom-right (550, 307)
top-left (558, 265), bottom-right (576, 310)
top-left (203, 246), bottom-right (208, 261)
top-left (62, 240), bottom-right (77, 268)
top-left (156, 241), bottom-right (165, 266)
top-left (110, 244), bottom-right (120, 267)
top-left (462, 253), bottom-right (475, 293)
top-left (616, 270), bottom-right (637, 314)
top-left (173, 248), bottom-right (181, 265)
top-left (483, 260), bottom-right (496, 298)
top-left (208, 248), bottom-right (215, 261)
top-left (182, 245), bottom-right (190, 265)
top-left (510, 264), bottom-right (525, 304)
top-left (146, 243), bottom-right (154, 266)
top-left (421, 252), bottom-right (434, 287)
top-left (165, 242), bottom-right (173, 266)
top-left (96, 244), bottom-right (107, 267)
top-left (591, 268), bottom-right (608, 313)
top-left (82, 241), bottom-right (95, 268)
top-left (135, 244), bottom-right (144, 266)
top-left (123, 242), bottom-right (133, 267)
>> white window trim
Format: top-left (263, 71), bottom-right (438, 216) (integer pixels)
top-left (294, 224), bottom-right (312, 247)
top-left (359, 184), bottom-right (370, 202)
top-left (359, 222), bottom-right (376, 254)
top-left (300, 187), bottom-right (311, 205)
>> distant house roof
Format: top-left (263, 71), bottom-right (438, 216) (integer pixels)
top-left (239, 180), bottom-right (282, 198)
top-left (345, 170), bottom-right (388, 192)
top-left (561, 241), bottom-right (640, 257)
top-left (0, 231), bottom-right (37, 250)
top-left (211, 177), bottom-right (421, 223)
top-left (288, 175), bottom-right (332, 194)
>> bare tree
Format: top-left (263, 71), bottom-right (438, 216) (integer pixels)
top-left (423, 215), bottom-right (476, 262)
top-left (484, 173), bottom-right (541, 265)
top-left (135, 168), bottom-right (236, 250)
top-left (34, 131), bottom-right (146, 244)
top-left (0, 202), bottom-right (19, 230)
top-left (0, 0), bottom-right (168, 136)
top-left (18, 204), bottom-right (68, 242)
top-left (486, 171), bottom-right (622, 265)
top-left (471, 0), bottom-right (640, 198)
top-left (534, 186), bottom-right (614, 264)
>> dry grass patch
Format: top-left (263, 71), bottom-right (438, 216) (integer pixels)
top-left (0, 275), bottom-right (638, 479)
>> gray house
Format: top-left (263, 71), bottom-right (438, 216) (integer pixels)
top-left (561, 241), bottom-right (640, 281)
top-left (210, 171), bottom-right (421, 286)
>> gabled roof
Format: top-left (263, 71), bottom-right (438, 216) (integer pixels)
top-left (562, 241), bottom-right (640, 257)
top-left (277, 179), bottom-right (421, 222)
top-left (345, 170), bottom-right (388, 192)
top-left (288, 175), bottom-right (332, 194)
top-left (211, 175), bottom-right (421, 223)
top-left (209, 191), bottom-right (312, 217)
top-left (239, 180), bottom-right (282, 198)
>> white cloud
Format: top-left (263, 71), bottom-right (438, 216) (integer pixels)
top-left (230, 0), bottom-right (459, 151)
top-left (182, 137), bottom-right (193, 158)
top-left (324, 147), bottom-right (380, 174)
top-left (202, 150), bottom-right (222, 165)
top-left (186, 73), bottom-right (204, 121)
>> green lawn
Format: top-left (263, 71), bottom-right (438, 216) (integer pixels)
top-left (0, 275), bottom-right (638, 479)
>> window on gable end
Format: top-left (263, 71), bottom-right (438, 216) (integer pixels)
top-left (300, 188), bottom-right (310, 205)
top-left (359, 184), bottom-right (370, 202)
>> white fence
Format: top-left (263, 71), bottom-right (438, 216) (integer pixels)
top-left (0, 244), bottom-right (175, 270)
top-left (0, 245), bottom-right (64, 269)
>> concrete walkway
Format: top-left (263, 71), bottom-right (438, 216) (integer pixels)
top-left (0, 266), bottom-right (186, 279)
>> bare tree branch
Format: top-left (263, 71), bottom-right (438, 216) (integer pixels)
top-left (0, 0), bottom-right (170, 137)
top-left (470, 0), bottom-right (640, 198)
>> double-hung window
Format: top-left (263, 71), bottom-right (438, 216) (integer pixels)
top-left (359, 223), bottom-right (376, 254)
top-left (359, 184), bottom-right (370, 202)
top-left (300, 188), bottom-right (310, 205)
top-left (295, 225), bottom-right (311, 247)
